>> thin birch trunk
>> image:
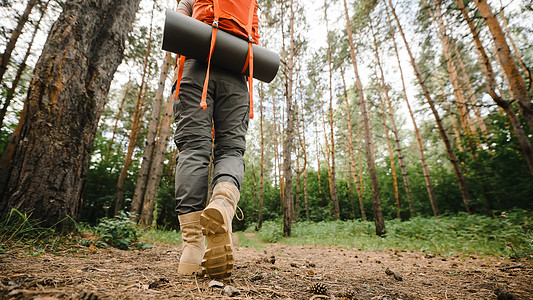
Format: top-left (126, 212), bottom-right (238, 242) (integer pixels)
top-left (108, 77), bottom-right (132, 156)
top-left (370, 22), bottom-right (416, 218)
top-left (131, 50), bottom-right (172, 221)
top-left (138, 93), bottom-right (174, 226)
top-left (258, 83), bottom-right (264, 229)
top-left (340, 66), bottom-right (366, 220)
top-left (425, 0), bottom-right (477, 141)
top-left (385, 3), bottom-right (437, 216)
top-left (282, 0), bottom-right (295, 237)
top-left (343, 0), bottom-right (385, 235)
top-left (377, 85), bottom-right (401, 219)
top-left (387, 0), bottom-right (470, 214)
top-left (435, 76), bottom-right (465, 152)
top-left (114, 8), bottom-right (155, 215)
top-left (324, 1), bottom-right (340, 220)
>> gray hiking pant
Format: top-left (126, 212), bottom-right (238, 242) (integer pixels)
top-left (173, 58), bottom-right (249, 215)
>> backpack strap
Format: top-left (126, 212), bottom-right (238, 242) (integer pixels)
top-left (243, 1), bottom-right (255, 119)
top-left (199, 0), bottom-right (256, 119)
top-left (174, 55), bottom-right (187, 100)
top-left (199, 0), bottom-right (223, 111)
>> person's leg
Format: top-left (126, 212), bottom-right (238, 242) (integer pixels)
top-left (174, 58), bottom-right (214, 274)
top-left (200, 67), bottom-right (249, 279)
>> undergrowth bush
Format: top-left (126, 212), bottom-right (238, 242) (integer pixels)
top-left (251, 210), bottom-right (533, 259)
top-left (95, 212), bottom-right (151, 250)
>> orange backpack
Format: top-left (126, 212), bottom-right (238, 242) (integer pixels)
top-left (174, 0), bottom-right (260, 119)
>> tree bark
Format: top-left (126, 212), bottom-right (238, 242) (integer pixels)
top-left (340, 66), bottom-right (366, 220)
top-left (385, 3), bottom-right (437, 216)
top-left (498, 0), bottom-right (531, 89)
top-left (0, 0), bottom-right (39, 84)
top-left (435, 76), bottom-right (465, 152)
top-left (131, 51), bottom-right (172, 221)
top-left (282, 0), bottom-right (296, 237)
top-left (343, 0), bottom-right (385, 235)
top-left (258, 83), bottom-right (264, 229)
top-left (387, 0), bottom-right (471, 214)
top-left (370, 22), bottom-right (416, 218)
top-left (323, 0), bottom-right (340, 221)
top-left (377, 84), bottom-right (401, 219)
top-left (138, 93), bottom-right (174, 226)
top-left (425, 0), bottom-right (477, 142)
top-left (114, 6), bottom-right (155, 216)
top-left (472, 0), bottom-right (533, 131)
top-left (0, 0), bottom-right (141, 226)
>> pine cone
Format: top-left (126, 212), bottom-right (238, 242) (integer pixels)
top-left (309, 282), bottom-right (328, 295)
top-left (339, 288), bottom-right (356, 299)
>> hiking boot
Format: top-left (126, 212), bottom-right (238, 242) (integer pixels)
top-left (200, 182), bottom-right (239, 278)
top-left (177, 211), bottom-right (205, 275)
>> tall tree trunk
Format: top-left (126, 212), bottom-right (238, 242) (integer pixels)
top-left (0, 0), bottom-right (141, 226)
top-left (377, 84), bottom-right (401, 219)
top-left (385, 3), bottom-right (437, 216)
top-left (138, 93), bottom-right (174, 226)
top-left (387, 0), bottom-right (471, 214)
top-left (425, 0), bottom-right (477, 143)
top-left (343, 0), bottom-right (385, 235)
top-left (114, 6), bottom-right (155, 216)
top-left (108, 76), bottom-right (132, 156)
top-left (370, 22), bottom-right (416, 218)
top-left (472, 0), bottom-right (533, 130)
top-left (282, 0), bottom-right (296, 237)
top-left (272, 92), bottom-right (282, 204)
top-left (340, 66), bottom-right (366, 220)
top-left (450, 38), bottom-right (489, 139)
top-left (131, 50), bottom-right (172, 221)
top-left (456, 0), bottom-right (533, 176)
top-left (344, 140), bottom-right (356, 219)
top-left (435, 76), bottom-right (465, 152)
top-left (315, 110), bottom-right (323, 196)
top-left (0, 1), bottom-right (49, 131)
top-left (323, 0), bottom-right (340, 221)
top-left (499, 0), bottom-right (532, 88)
top-left (258, 83), bottom-right (264, 229)
top-left (0, 0), bottom-right (39, 84)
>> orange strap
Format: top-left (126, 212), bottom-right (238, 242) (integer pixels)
top-left (200, 0), bottom-right (256, 119)
top-left (174, 55), bottom-right (187, 100)
top-left (239, 2), bottom-right (256, 119)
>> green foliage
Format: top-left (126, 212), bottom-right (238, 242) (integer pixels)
top-left (0, 209), bottom-right (78, 253)
top-left (236, 231), bottom-right (265, 250)
top-left (252, 211), bottom-right (533, 259)
top-left (95, 212), bottom-right (151, 250)
top-left (140, 228), bottom-right (181, 246)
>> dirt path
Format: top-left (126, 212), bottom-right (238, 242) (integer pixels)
top-left (1, 233), bottom-right (532, 299)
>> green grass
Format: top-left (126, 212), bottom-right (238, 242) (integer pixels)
top-left (236, 231), bottom-right (265, 250)
top-left (140, 228), bottom-right (181, 246)
top-left (253, 210), bottom-right (533, 259)
top-left (0, 209), bottom-right (78, 254)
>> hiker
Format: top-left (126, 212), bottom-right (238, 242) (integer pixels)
top-left (172, 0), bottom-right (260, 279)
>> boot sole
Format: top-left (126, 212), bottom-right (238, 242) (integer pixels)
top-left (200, 208), bottom-right (233, 279)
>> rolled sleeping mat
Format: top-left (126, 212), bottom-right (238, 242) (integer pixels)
top-left (162, 9), bottom-right (279, 83)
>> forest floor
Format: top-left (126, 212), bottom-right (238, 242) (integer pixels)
top-left (1, 232), bottom-right (532, 300)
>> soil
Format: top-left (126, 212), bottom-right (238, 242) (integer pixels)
top-left (1, 232), bottom-right (532, 300)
